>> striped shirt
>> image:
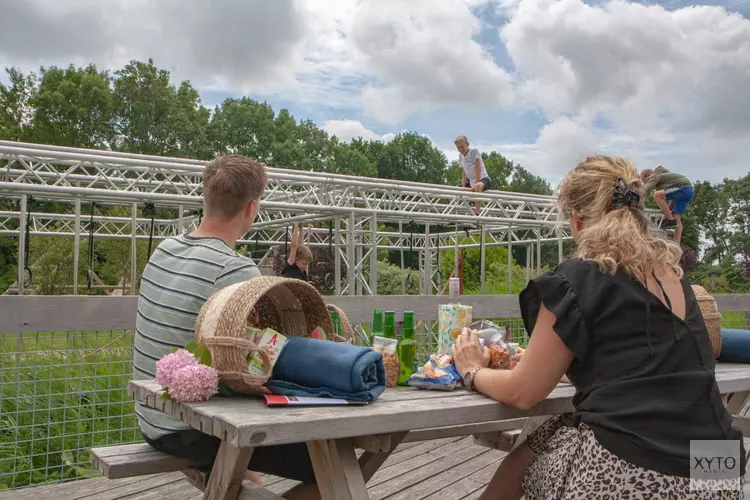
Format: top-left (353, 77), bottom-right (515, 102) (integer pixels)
top-left (133, 233), bottom-right (261, 439)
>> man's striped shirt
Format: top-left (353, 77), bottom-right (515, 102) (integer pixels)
top-left (133, 233), bottom-right (260, 440)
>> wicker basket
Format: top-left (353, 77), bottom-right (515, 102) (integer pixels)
top-left (194, 276), bottom-right (354, 394)
top-left (692, 284), bottom-right (722, 359)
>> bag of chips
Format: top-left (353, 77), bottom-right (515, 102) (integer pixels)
top-left (407, 353), bottom-right (462, 391)
top-left (371, 336), bottom-right (399, 388)
top-left (467, 320), bottom-right (516, 370)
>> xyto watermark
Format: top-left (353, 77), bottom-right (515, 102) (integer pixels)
top-left (690, 440), bottom-right (743, 492)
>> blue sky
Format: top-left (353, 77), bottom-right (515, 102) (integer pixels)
top-left (2, 0), bottom-right (749, 185)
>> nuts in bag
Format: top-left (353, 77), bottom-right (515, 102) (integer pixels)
top-left (407, 353), bottom-right (462, 391)
top-left (371, 336), bottom-right (399, 388)
top-left (467, 319), bottom-right (517, 370)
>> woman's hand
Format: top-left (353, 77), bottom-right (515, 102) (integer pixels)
top-left (452, 328), bottom-right (490, 377)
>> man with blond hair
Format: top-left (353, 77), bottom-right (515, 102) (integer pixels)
top-left (134, 155), bottom-right (320, 500)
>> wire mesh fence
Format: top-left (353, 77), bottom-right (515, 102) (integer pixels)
top-left (0, 308), bottom-right (747, 492)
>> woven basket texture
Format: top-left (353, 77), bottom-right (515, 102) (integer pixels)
top-left (691, 284), bottom-right (722, 359)
top-left (195, 276), bottom-right (353, 394)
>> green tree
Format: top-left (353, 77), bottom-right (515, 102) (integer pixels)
top-left (29, 64), bottom-right (115, 148)
top-left (375, 132), bottom-right (449, 184)
top-left (207, 97), bottom-right (276, 161)
top-left (113, 59), bottom-right (207, 157)
top-left (0, 67), bottom-right (35, 140)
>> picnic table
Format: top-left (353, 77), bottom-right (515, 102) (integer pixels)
top-left (120, 362), bottom-right (750, 500)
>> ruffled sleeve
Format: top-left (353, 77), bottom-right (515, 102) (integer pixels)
top-left (519, 266), bottom-right (591, 364)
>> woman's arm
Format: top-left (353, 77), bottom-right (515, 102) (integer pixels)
top-left (287, 223), bottom-right (300, 266)
top-left (455, 304), bottom-right (574, 410)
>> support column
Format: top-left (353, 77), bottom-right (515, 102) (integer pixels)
top-left (73, 199), bottom-right (81, 296)
top-left (480, 225), bottom-right (486, 294)
top-left (525, 244), bottom-right (531, 284)
top-left (507, 227), bottom-right (513, 294)
top-left (131, 203), bottom-right (138, 295)
top-left (424, 223), bottom-right (431, 295)
top-left (335, 216), bottom-right (341, 295)
top-left (178, 205), bottom-right (184, 234)
top-left (370, 214), bottom-right (378, 296)
top-left (558, 228), bottom-right (564, 263)
top-left (17, 195), bottom-right (27, 296)
top-left (347, 213), bottom-right (355, 296)
top-left (536, 232), bottom-right (541, 276)
top-left (399, 220), bottom-right (405, 295)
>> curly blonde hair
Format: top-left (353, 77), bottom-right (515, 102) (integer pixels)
top-left (557, 155), bottom-right (683, 282)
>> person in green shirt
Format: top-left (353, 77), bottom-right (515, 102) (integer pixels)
top-left (641, 166), bottom-right (693, 245)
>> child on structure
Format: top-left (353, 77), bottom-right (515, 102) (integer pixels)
top-left (281, 223), bottom-right (312, 281)
top-left (455, 135), bottom-right (491, 215)
top-left (641, 166), bottom-right (694, 245)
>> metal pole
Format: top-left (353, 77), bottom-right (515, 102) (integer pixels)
top-left (558, 227), bottom-right (564, 263)
top-left (370, 214), bottom-right (377, 296)
top-left (73, 199), bottom-right (81, 295)
top-left (525, 244), bottom-right (531, 284)
top-left (424, 223), bottom-right (432, 295)
top-left (17, 195), bottom-right (27, 295)
top-left (480, 225), bottom-right (486, 294)
top-left (507, 228), bottom-right (512, 294)
top-left (334, 216), bottom-right (341, 295)
top-left (178, 205), bottom-right (184, 234)
top-left (131, 202), bottom-right (138, 294)
top-left (453, 225), bottom-right (459, 276)
top-left (399, 220), bottom-right (405, 295)
top-left (536, 232), bottom-right (541, 276)
top-left (347, 213), bottom-right (355, 295)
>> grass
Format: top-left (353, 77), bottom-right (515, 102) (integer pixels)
top-left (0, 331), bottom-right (139, 491)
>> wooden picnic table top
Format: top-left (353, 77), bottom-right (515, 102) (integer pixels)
top-left (129, 362), bottom-right (750, 449)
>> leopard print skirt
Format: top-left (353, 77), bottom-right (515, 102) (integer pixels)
top-left (521, 414), bottom-right (745, 499)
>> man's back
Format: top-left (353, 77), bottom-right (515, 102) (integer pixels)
top-left (134, 233), bottom-right (261, 439)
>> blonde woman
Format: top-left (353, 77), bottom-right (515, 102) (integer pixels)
top-left (453, 155), bottom-right (745, 498)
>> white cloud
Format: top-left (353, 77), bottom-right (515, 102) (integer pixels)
top-left (322, 120), bottom-right (382, 142)
top-left (350, 0), bottom-right (514, 124)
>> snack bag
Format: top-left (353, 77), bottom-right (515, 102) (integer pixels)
top-left (247, 328), bottom-right (288, 377)
top-left (468, 320), bottom-right (514, 370)
top-left (407, 353), bottom-right (462, 391)
top-left (437, 303), bottom-right (473, 354)
top-left (371, 336), bottom-right (399, 388)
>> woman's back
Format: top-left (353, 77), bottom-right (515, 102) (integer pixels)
top-left (521, 258), bottom-right (743, 478)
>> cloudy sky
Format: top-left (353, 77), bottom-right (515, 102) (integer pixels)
top-left (1, 0), bottom-right (749, 185)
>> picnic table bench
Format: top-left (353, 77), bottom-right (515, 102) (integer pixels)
top-left (90, 363), bottom-right (750, 500)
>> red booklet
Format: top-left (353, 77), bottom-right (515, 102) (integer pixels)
top-left (263, 395), bottom-right (369, 407)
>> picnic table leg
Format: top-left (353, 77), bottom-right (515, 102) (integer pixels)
top-left (510, 416), bottom-right (552, 452)
top-left (307, 438), bottom-right (369, 500)
top-left (359, 431), bottom-right (408, 483)
top-left (203, 441), bottom-right (254, 500)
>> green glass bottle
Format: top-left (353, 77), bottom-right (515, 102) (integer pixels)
top-left (384, 311), bottom-right (396, 339)
top-left (330, 310), bottom-right (342, 339)
top-left (371, 309), bottom-right (384, 345)
top-left (397, 311), bottom-right (417, 386)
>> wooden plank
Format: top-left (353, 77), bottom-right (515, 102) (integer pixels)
top-left (204, 441), bottom-right (254, 500)
top-left (715, 295), bottom-right (750, 313)
top-left (354, 433), bottom-right (396, 453)
top-left (238, 482), bottom-right (286, 500)
top-left (128, 363), bottom-right (750, 450)
top-left (0, 295), bottom-right (139, 333)
top-left (0, 476), bottom-right (144, 500)
top-left (307, 438), bottom-right (369, 500)
top-left (422, 460), bottom-right (500, 500)
top-left (472, 429), bottom-right (521, 452)
top-left (75, 472), bottom-right (187, 500)
top-left (401, 418), bottom-right (528, 443)
top-left (90, 445), bottom-right (197, 479)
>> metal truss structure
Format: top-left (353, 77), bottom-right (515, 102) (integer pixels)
top-left (0, 140), bottom-right (665, 296)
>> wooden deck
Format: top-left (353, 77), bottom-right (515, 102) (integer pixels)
top-left (3, 437), bottom-right (750, 499)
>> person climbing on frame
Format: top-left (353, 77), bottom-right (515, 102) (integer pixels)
top-left (455, 135), bottom-right (491, 215)
top-left (641, 166), bottom-right (694, 245)
top-left (281, 223), bottom-right (313, 281)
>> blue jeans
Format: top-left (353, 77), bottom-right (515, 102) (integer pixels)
top-left (664, 186), bottom-right (693, 215)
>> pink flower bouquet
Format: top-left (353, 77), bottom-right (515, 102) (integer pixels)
top-left (155, 341), bottom-right (223, 403)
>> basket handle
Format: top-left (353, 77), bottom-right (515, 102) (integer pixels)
top-left (202, 336), bottom-right (274, 381)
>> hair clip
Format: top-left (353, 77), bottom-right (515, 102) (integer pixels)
top-left (611, 177), bottom-right (641, 209)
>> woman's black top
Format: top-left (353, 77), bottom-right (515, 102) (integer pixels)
top-left (519, 259), bottom-right (746, 478)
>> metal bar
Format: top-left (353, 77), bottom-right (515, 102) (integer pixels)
top-left (507, 228), bottom-right (512, 294)
top-left (334, 216), bottom-right (341, 296)
top-left (370, 214), bottom-right (377, 296)
top-left (480, 225), bottom-right (486, 294)
top-left (558, 227), bottom-right (564, 263)
top-left (131, 202), bottom-right (138, 295)
top-left (17, 195), bottom-right (27, 296)
top-left (424, 223), bottom-right (432, 296)
top-left (347, 213), bottom-right (355, 296)
top-left (73, 199), bottom-right (81, 295)
top-left (178, 205), bottom-right (184, 234)
top-left (399, 220), bottom-right (405, 296)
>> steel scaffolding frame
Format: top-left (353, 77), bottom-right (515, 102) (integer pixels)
top-left (0, 141), bottom-right (665, 296)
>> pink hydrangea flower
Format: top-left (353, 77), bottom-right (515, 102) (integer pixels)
top-left (168, 364), bottom-right (219, 403)
top-left (155, 349), bottom-right (198, 388)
